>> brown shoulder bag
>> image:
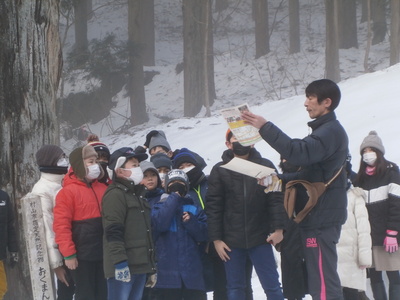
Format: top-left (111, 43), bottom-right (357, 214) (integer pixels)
top-left (283, 165), bottom-right (344, 223)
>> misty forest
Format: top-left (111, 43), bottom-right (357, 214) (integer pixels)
top-left (0, 0), bottom-right (399, 298)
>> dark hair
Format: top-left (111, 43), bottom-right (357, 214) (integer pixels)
top-left (305, 79), bottom-right (341, 111)
top-left (354, 148), bottom-right (396, 186)
top-left (150, 145), bottom-right (170, 154)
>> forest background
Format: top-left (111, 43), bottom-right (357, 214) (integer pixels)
top-left (0, 0), bottom-right (399, 299)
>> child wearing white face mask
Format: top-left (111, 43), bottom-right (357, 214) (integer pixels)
top-left (102, 147), bottom-right (157, 300)
top-left (354, 130), bottom-right (400, 300)
top-left (53, 145), bottom-right (108, 300)
top-left (32, 145), bottom-right (75, 299)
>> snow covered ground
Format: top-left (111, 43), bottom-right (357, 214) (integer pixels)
top-left (59, 0), bottom-right (399, 298)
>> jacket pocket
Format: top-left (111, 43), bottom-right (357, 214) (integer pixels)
top-left (126, 239), bottom-right (149, 266)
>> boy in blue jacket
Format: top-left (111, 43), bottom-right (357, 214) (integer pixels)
top-left (151, 169), bottom-right (207, 300)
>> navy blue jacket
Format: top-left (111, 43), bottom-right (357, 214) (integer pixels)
top-left (145, 188), bottom-right (164, 208)
top-left (152, 192), bottom-right (207, 291)
top-left (259, 111), bottom-right (349, 229)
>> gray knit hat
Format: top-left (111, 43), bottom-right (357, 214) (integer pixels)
top-left (36, 145), bottom-right (64, 167)
top-left (148, 130), bottom-right (171, 152)
top-left (360, 130), bottom-right (385, 154)
top-left (150, 153), bottom-right (172, 170)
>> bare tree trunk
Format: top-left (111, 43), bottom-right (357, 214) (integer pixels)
top-left (254, 0), bottom-right (269, 59)
top-left (141, 0), bottom-right (155, 66)
top-left (361, 0), bottom-right (368, 23)
top-left (371, 0), bottom-right (387, 44)
top-left (364, 0), bottom-right (373, 71)
top-left (390, 0), bottom-right (400, 65)
top-left (339, 0), bottom-right (358, 49)
top-left (128, 0), bottom-right (148, 125)
top-left (183, 0), bottom-right (215, 117)
top-left (73, 0), bottom-right (89, 65)
top-left (0, 0), bottom-right (62, 299)
top-left (325, 0), bottom-right (341, 82)
top-left (289, 0), bottom-right (300, 54)
top-left (207, 0), bottom-right (216, 106)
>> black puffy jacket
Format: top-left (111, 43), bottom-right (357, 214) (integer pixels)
top-left (259, 111), bottom-right (349, 229)
top-left (206, 148), bottom-right (286, 249)
top-left (355, 164), bottom-right (400, 246)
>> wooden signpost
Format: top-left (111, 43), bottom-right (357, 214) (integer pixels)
top-left (21, 193), bottom-right (55, 300)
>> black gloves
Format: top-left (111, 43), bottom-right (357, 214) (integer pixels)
top-left (144, 130), bottom-right (160, 148)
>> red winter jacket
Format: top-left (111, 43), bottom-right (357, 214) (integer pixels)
top-left (54, 171), bottom-right (107, 261)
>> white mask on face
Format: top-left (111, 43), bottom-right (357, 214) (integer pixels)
top-left (57, 157), bottom-right (69, 167)
top-left (159, 172), bottom-right (167, 183)
top-left (86, 164), bottom-right (101, 180)
top-left (181, 166), bottom-right (195, 173)
top-left (125, 167), bottom-right (144, 185)
top-left (363, 152), bottom-right (377, 166)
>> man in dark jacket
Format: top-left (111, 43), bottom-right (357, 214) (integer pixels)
top-left (0, 189), bottom-right (18, 299)
top-left (206, 129), bottom-right (286, 300)
top-left (242, 79), bottom-right (348, 300)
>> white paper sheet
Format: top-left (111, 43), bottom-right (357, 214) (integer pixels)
top-left (220, 157), bottom-right (275, 179)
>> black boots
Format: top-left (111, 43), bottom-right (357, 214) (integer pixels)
top-left (371, 282), bottom-right (387, 300)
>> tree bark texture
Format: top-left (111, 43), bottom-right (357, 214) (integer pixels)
top-left (0, 0), bottom-right (62, 299)
top-left (128, 0), bottom-right (149, 125)
top-left (338, 0), bottom-right (358, 49)
top-left (390, 0), bottom-right (400, 65)
top-left (254, 0), bottom-right (269, 59)
top-left (289, 0), bottom-right (300, 54)
top-left (325, 0), bottom-right (341, 82)
top-left (140, 0), bottom-right (155, 66)
top-left (183, 0), bottom-right (215, 117)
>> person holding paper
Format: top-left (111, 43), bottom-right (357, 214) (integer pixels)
top-left (206, 129), bottom-right (286, 300)
top-left (241, 79), bottom-right (348, 300)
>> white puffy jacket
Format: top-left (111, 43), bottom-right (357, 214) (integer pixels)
top-left (337, 187), bottom-right (372, 291)
top-left (31, 172), bottom-right (64, 269)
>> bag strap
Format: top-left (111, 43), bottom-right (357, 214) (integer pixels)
top-left (283, 163), bottom-right (345, 223)
top-left (325, 164), bottom-right (345, 187)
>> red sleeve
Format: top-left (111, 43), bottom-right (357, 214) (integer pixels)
top-left (53, 187), bottom-right (76, 258)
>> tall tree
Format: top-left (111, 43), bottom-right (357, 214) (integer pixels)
top-left (128, 0), bottom-right (148, 125)
top-left (183, 0), bottom-right (215, 117)
top-left (371, 0), bottom-right (387, 44)
top-left (254, 0), bottom-right (270, 59)
top-left (325, 0), bottom-right (340, 82)
top-left (361, 0), bottom-right (368, 23)
top-left (0, 0), bottom-right (62, 299)
top-left (73, 0), bottom-right (89, 64)
top-left (289, 0), bottom-right (300, 54)
top-left (140, 0), bottom-right (155, 66)
top-left (390, 0), bottom-right (400, 65)
top-left (338, 0), bottom-right (358, 49)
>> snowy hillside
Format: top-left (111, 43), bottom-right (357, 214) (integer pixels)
top-left (60, 1), bottom-right (400, 297)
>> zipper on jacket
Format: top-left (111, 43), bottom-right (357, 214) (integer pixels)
top-left (90, 185), bottom-right (102, 214)
top-left (243, 179), bottom-right (249, 248)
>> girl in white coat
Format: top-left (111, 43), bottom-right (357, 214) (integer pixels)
top-left (337, 185), bottom-right (372, 300)
top-left (31, 145), bottom-right (75, 299)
